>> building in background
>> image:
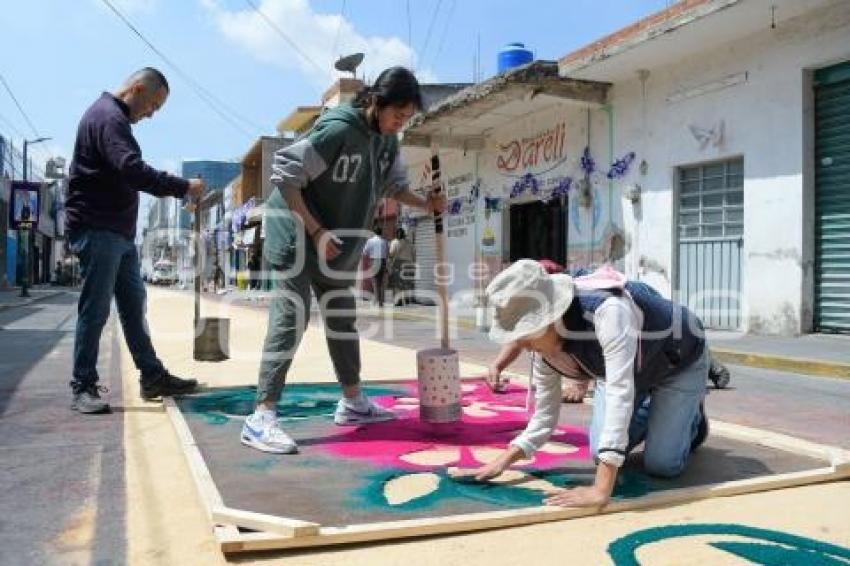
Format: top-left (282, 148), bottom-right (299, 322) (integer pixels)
top-left (182, 160), bottom-right (239, 288)
top-left (402, 0), bottom-right (850, 336)
top-left (182, 160), bottom-right (240, 196)
top-left (1, 134), bottom-right (63, 288)
top-left (556, 0), bottom-right (850, 335)
top-left (140, 160), bottom-right (240, 286)
top-left (231, 136), bottom-right (293, 288)
top-left (141, 197), bottom-right (178, 281)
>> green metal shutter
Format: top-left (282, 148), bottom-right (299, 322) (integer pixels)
top-left (815, 61), bottom-right (850, 332)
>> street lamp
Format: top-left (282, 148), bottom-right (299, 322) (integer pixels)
top-left (18, 136), bottom-right (51, 298)
top-left (23, 137), bottom-right (50, 182)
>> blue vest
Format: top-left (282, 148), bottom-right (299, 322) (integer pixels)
top-left (560, 280), bottom-right (705, 393)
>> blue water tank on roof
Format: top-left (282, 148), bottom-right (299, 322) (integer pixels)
top-left (497, 42), bottom-right (534, 74)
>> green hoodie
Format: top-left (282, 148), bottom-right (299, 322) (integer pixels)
top-left (263, 104), bottom-right (409, 282)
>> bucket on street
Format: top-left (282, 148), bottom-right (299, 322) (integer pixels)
top-left (193, 316), bottom-right (230, 361)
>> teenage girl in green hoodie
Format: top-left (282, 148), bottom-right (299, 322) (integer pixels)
top-left (242, 67), bottom-right (445, 454)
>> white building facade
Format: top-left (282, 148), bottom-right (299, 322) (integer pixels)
top-left (402, 0), bottom-right (850, 335)
top-left (562, 0), bottom-right (850, 335)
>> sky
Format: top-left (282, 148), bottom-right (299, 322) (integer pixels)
top-left (0, 0), bottom-right (671, 232)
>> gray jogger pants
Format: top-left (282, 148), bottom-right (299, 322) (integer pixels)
top-left (256, 262), bottom-right (361, 405)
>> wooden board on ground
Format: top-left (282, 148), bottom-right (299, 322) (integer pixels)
top-left (163, 379), bottom-right (850, 554)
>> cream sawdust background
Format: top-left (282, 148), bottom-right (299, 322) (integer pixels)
top-left (119, 287), bottom-right (850, 565)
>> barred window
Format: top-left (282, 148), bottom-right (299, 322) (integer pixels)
top-left (678, 158), bottom-right (743, 240)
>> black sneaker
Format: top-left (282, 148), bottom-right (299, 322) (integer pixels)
top-left (140, 371), bottom-right (198, 400)
top-left (708, 357), bottom-right (731, 389)
top-left (71, 384), bottom-right (110, 414)
top-left (690, 402), bottom-right (709, 452)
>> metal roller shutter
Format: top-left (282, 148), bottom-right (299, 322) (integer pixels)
top-left (815, 61), bottom-right (850, 333)
top-left (413, 216), bottom-right (437, 304)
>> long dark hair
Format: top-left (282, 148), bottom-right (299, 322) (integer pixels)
top-left (353, 66), bottom-right (422, 110)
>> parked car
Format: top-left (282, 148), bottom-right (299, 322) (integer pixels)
top-left (151, 261), bottom-right (177, 286)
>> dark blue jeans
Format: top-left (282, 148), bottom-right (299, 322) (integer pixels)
top-left (69, 229), bottom-right (164, 390)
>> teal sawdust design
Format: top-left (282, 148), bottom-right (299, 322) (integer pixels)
top-left (241, 457), bottom-right (280, 473)
top-left (179, 384), bottom-right (408, 425)
top-left (611, 468), bottom-right (655, 499)
top-left (608, 523), bottom-right (850, 565)
top-left (353, 468), bottom-right (595, 513)
top-left (176, 384), bottom-right (742, 521)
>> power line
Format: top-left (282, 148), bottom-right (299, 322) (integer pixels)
top-left (406, 0), bottom-right (412, 68)
top-left (430, 0), bottom-right (457, 68)
top-left (0, 78), bottom-right (53, 168)
top-left (0, 138), bottom-right (24, 178)
top-left (331, 0), bottom-right (347, 62)
top-left (0, 108), bottom-right (26, 139)
top-left (100, 0), bottom-right (262, 139)
top-left (241, 0), bottom-right (328, 77)
top-left (102, 0), bottom-right (261, 136)
top-left (417, 0), bottom-right (443, 70)
top-left (0, 108), bottom-right (51, 167)
top-left (0, 71), bottom-right (40, 138)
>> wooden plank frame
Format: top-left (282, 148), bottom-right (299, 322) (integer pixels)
top-left (163, 392), bottom-right (850, 555)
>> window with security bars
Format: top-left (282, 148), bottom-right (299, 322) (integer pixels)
top-left (678, 158), bottom-right (744, 240)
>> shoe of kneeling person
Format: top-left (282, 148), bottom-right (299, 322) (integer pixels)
top-left (71, 384), bottom-right (111, 414)
top-left (334, 395), bottom-right (396, 425)
top-left (140, 370), bottom-right (198, 400)
top-left (708, 358), bottom-right (731, 389)
top-left (690, 402), bottom-right (709, 452)
top-left (240, 411), bottom-right (298, 454)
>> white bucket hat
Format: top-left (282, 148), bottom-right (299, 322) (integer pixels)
top-left (486, 259), bottom-right (575, 344)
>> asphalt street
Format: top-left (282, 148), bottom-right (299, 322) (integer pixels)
top-left (1, 291), bottom-right (849, 564)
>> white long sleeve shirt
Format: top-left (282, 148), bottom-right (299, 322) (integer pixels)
top-left (362, 235), bottom-right (388, 260)
top-left (510, 295), bottom-right (640, 467)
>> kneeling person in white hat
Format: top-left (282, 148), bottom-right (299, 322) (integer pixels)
top-left (468, 260), bottom-right (709, 508)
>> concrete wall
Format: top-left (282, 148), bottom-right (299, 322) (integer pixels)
top-left (603, 0), bottom-right (850, 334)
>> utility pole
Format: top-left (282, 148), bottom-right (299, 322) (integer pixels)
top-left (18, 136), bottom-right (50, 297)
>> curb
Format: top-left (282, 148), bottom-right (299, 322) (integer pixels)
top-left (381, 308), bottom-right (850, 381)
top-left (380, 309), bottom-right (480, 331)
top-left (0, 290), bottom-right (65, 313)
top-left (710, 348), bottom-right (850, 381)
top-left (191, 290), bottom-right (850, 382)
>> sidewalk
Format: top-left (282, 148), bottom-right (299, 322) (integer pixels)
top-left (371, 303), bottom-right (850, 380)
top-left (183, 286), bottom-right (850, 379)
top-left (0, 286), bottom-right (66, 311)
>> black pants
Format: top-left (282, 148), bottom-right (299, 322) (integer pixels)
top-left (373, 259), bottom-right (387, 306)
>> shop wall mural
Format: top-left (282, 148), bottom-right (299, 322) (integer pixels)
top-left (480, 106), bottom-right (639, 272)
top-left (400, 106), bottom-right (644, 285)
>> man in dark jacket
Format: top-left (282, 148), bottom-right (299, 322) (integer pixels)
top-left (65, 67), bottom-right (205, 414)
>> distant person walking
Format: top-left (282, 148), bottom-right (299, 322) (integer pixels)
top-left (363, 226), bottom-right (389, 306)
top-left (248, 250), bottom-right (261, 290)
top-left (388, 227), bottom-right (415, 306)
top-left (65, 67), bottom-right (205, 414)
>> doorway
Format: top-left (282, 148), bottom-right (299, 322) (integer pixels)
top-left (509, 198), bottom-right (567, 265)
